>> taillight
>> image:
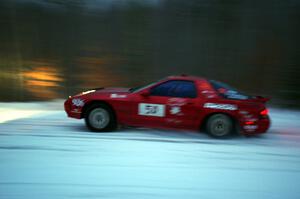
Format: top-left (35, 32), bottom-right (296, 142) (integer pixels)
top-left (260, 109), bottom-right (268, 116)
top-left (245, 121), bottom-right (255, 125)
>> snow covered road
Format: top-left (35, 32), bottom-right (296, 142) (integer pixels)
top-left (0, 102), bottom-right (300, 199)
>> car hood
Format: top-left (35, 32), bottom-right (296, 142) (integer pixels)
top-left (94, 87), bottom-right (130, 93)
top-left (73, 87), bottom-right (130, 98)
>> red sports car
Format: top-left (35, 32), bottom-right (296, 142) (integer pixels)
top-left (64, 75), bottom-right (270, 138)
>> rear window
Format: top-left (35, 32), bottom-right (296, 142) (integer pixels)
top-left (209, 80), bottom-right (250, 100)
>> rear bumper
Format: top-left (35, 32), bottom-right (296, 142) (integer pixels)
top-left (240, 115), bottom-right (271, 135)
top-left (64, 98), bottom-right (82, 119)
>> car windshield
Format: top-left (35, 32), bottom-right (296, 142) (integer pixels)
top-left (209, 80), bottom-right (250, 100)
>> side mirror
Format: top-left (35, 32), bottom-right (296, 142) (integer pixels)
top-left (140, 90), bottom-right (150, 97)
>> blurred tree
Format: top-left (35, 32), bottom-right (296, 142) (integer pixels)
top-left (0, 0), bottom-right (299, 107)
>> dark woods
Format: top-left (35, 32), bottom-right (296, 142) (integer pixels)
top-left (0, 0), bottom-right (299, 107)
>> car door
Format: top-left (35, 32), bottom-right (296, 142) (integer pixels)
top-left (128, 80), bottom-right (199, 129)
top-left (129, 80), bottom-right (176, 128)
top-left (163, 81), bottom-right (199, 130)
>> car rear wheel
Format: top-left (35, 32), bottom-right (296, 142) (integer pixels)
top-left (85, 104), bottom-right (117, 132)
top-left (206, 114), bottom-right (233, 138)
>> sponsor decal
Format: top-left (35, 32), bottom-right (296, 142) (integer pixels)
top-left (168, 98), bottom-right (186, 106)
top-left (201, 90), bottom-right (218, 98)
top-left (72, 98), bottom-right (84, 107)
top-left (245, 118), bottom-right (258, 122)
top-left (167, 99), bottom-right (185, 115)
top-left (138, 103), bottom-right (165, 117)
top-left (170, 106), bottom-right (181, 115)
top-left (244, 114), bottom-right (253, 119)
top-left (110, 93), bottom-right (127, 98)
top-left (203, 103), bottom-right (237, 110)
top-left (239, 111), bottom-right (249, 115)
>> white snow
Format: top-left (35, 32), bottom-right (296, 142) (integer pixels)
top-left (0, 100), bottom-right (63, 123)
top-left (0, 102), bottom-right (300, 199)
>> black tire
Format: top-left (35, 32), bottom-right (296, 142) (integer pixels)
top-left (206, 114), bottom-right (233, 138)
top-left (84, 103), bottom-right (117, 132)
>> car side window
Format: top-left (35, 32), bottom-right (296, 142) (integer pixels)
top-left (150, 80), bottom-right (197, 98)
top-left (209, 80), bottom-right (249, 100)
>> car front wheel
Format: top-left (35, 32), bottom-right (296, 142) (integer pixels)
top-left (85, 104), bottom-right (117, 132)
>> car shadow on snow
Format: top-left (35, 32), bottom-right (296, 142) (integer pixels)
top-left (1, 115), bottom-right (270, 146)
top-left (69, 124), bottom-right (270, 145)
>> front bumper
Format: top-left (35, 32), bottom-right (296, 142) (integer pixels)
top-left (64, 98), bottom-right (82, 119)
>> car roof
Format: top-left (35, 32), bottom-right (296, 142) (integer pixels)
top-left (166, 75), bottom-right (206, 82)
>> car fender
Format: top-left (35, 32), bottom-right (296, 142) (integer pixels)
top-left (81, 99), bottom-right (117, 120)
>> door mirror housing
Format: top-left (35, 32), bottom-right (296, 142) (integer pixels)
top-left (140, 90), bottom-right (150, 97)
